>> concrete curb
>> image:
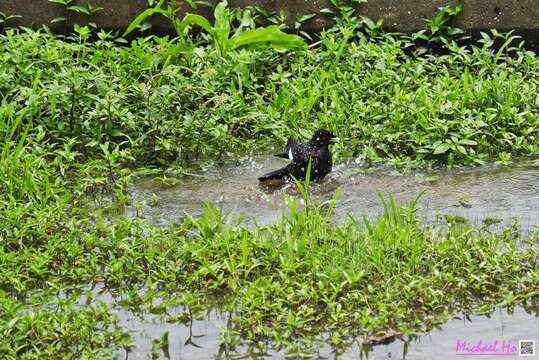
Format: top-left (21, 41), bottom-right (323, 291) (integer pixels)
top-left (1, 1), bottom-right (538, 50)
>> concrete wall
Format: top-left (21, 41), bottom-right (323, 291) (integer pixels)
top-left (1, 1), bottom-right (538, 49)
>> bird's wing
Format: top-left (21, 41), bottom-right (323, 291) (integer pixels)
top-left (274, 137), bottom-right (301, 159)
top-left (258, 164), bottom-right (290, 182)
top-left (286, 137), bottom-right (300, 152)
top-left (290, 142), bottom-right (314, 164)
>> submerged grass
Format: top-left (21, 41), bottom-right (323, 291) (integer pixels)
top-left (1, 15), bottom-right (538, 358)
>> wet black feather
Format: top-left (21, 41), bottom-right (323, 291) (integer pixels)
top-left (258, 129), bottom-right (336, 183)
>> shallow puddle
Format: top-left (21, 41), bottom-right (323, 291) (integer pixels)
top-left (120, 156), bottom-right (539, 358)
top-left (128, 156), bottom-right (539, 234)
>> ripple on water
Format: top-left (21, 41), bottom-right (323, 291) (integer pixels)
top-left (127, 157), bottom-right (539, 234)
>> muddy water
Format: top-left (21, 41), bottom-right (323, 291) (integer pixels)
top-left (121, 157), bottom-right (539, 359)
top-left (128, 156), bottom-right (539, 234)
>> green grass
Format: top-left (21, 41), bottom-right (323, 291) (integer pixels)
top-left (0, 163), bottom-right (537, 357)
top-left (1, 26), bottom-right (538, 171)
top-left (0, 116), bottom-right (537, 356)
top-left (0, 20), bottom-right (538, 359)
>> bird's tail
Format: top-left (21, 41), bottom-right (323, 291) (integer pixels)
top-left (258, 166), bottom-right (289, 182)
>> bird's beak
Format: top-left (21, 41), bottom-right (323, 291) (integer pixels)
top-left (330, 137), bottom-right (338, 144)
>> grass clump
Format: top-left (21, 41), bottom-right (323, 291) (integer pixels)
top-left (1, 26), bottom-right (538, 170)
top-left (175, 195), bottom-right (537, 352)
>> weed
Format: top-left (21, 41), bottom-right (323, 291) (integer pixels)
top-left (124, 0), bottom-right (305, 57)
top-left (0, 11), bottom-right (21, 33)
top-left (1, 21), bottom-right (537, 170)
top-left (0, 7), bottom-right (538, 358)
top-left (409, 0), bottom-right (468, 52)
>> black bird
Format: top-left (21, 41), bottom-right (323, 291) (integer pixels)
top-left (258, 129), bottom-right (337, 184)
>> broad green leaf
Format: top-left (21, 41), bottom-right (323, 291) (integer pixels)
top-left (213, 1), bottom-right (231, 53)
top-left (123, 0), bottom-right (166, 36)
top-left (180, 14), bottom-right (214, 36)
top-left (360, 15), bottom-right (376, 29)
top-left (459, 139), bottom-right (477, 146)
top-left (232, 9), bottom-right (253, 38)
top-left (50, 17), bottom-right (67, 24)
top-left (456, 145), bottom-right (467, 154)
top-left (297, 13), bottom-right (316, 23)
top-left (433, 143), bottom-right (451, 155)
top-left (68, 6), bottom-right (91, 15)
top-left (229, 26), bottom-right (306, 51)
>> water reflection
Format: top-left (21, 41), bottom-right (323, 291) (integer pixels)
top-left (115, 298), bottom-right (537, 359)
